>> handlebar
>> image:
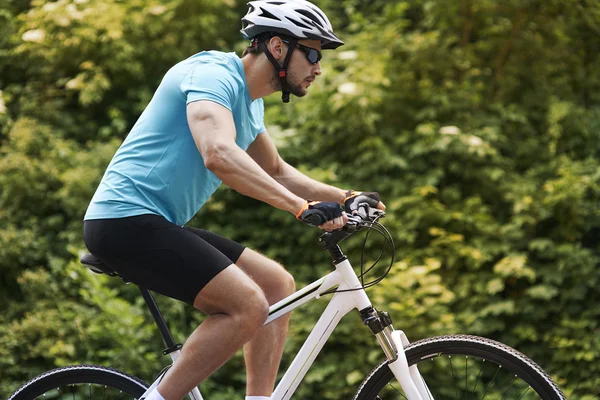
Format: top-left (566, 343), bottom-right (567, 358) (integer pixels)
top-left (300, 201), bottom-right (385, 228)
top-left (318, 203), bottom-right (394, 293)
top-left (319, 204), bottom-right (386, 249)
top-left (344, 205), bottom-right (386, 230)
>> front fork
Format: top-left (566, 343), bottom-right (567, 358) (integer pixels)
top-left (360, 307), bottom-right (432, 400)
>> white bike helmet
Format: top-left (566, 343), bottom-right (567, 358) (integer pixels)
top-left (241, 0), bottom-right (344, 50)
top-left (240, 1), bottom-right (343, 103)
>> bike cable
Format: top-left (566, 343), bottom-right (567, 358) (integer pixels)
top-left (321, 217), bottom-right (395, 295)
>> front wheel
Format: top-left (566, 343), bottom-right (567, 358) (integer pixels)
top-left (8, 364), bottom-right (149, 400)
top-left (354, 334), bottom-right (565, 400)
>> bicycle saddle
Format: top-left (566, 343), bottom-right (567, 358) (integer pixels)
top-left (80, 253), bottom-right (119, 277)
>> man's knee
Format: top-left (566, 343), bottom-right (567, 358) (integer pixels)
top-left (280, 269), bottom-right (296, 297)
top-left (193, 265), bottom-right (268, 321)
top-left (262, 263), bottom-right (295, 304)
top-left (236, 286), bottom-right (269, 331)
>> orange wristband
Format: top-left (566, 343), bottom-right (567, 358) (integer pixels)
top-left (344, 190), bottom-right (361, 203)
top-left (296, 201), bottom-right (319, 220)
top-left (296, 201), bottom-right (308, 220)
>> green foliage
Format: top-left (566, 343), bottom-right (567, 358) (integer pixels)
top-left (1, 0), bottom-right (599, 399)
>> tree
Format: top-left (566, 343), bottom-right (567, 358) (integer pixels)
top-left (1, 0), bottom-right (599, 398)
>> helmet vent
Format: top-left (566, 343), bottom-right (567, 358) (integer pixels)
top-left (259, 7), bottom-right (281, 21)
top-left (285, 16), bottom-right (311, 30)
top-left (295, 9), bottom-right (323, 27)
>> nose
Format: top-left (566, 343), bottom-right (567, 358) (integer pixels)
top-left (313, 62), bottom-right (322, 76)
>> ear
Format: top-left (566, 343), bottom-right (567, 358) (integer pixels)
top-left (268, 36), bottom-right (287, 60)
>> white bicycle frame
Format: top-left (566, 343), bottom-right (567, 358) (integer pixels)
top-left (140, 257), bottom-right (432, 400)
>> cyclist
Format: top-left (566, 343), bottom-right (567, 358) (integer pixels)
top-left (83, 1), bottom-right (385, 400)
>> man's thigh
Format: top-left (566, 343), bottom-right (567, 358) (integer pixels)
top-left (235, 248), bottom-right (296, 303)
top-left (192, 263), bottom-right (266, 315)
top-left (184, 227), bottom-right (295, 303)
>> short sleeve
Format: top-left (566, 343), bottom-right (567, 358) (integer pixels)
top-left (180, 61), bottom-right (239, 111)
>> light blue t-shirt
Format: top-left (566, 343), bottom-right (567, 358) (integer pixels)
top-left (84, 51), bottom-right (266, 225)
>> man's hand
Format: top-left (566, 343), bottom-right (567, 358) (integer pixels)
top-left (344, 190), bottom-right (386, 214)
top-left (296, 201), bottom-right (348, 231)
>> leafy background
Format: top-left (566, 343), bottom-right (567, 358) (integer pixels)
top-left (1, 0), bottom-right (599, 398)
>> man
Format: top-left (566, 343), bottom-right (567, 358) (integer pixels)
top-left (83, 1), bottom-right (385, 399)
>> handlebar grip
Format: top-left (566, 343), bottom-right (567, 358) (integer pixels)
top-left (301, 211), bottom-right (327, 226)
top-left (348, 195), bottom-right (380, 212)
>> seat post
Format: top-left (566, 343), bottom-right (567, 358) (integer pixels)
top-left (139, 287), bottom-right (182, 355)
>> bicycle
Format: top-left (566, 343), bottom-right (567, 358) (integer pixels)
top-left (8, 206), bottom-right (566, 400)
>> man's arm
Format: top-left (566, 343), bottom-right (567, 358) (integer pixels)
top-left (187, 100), bottom-right (305, 215)
top-left (246, 130), bottom-right (347, 204)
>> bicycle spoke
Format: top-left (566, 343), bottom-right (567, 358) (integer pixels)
top-left (465, 356), bottom-right (468, 396)
top-left (472, 359), bottom-right (485, 393)
top-left (516, 386), bottom-right (531, 400)
top-left (386, 381), bottom-right (408, 399)
top-left (481, 365), bottom-right (501, 399)
top-left (501, 374), bottom-right (517, 399)
top-left (448, 356), bottom-right (460, 400)
top-left (430, 358), bottom-right (440, 400)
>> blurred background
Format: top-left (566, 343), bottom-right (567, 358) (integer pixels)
top-left (1, 0), bottom-right (599, 398)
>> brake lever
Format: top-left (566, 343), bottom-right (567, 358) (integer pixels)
top-left (345, 215), bottom-right (363, 225)
top-left (343, 210), bottom-right (385, 233)
top-left (369, 208), bottom-right (385, 219)
top-left (355, 203), bottom-right (386, 220)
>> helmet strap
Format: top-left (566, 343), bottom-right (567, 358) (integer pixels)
top-left (259, 37), bottom-right (297, 103)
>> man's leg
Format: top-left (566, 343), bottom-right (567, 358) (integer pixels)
top-left (156, 264), bottom-right (269, 400)
top-left (235, 248), bottom-right (296, 397)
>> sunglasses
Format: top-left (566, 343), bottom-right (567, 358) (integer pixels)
top-left (281, 39), bottom-right (322, 65)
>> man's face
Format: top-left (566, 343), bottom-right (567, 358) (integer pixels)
top-left (277, 39), bottom-right (323, 98)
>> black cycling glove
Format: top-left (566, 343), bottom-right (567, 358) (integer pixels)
top-left (296, 201), bottom-right (343, 227)
top-left (344, 190), bottom-right (381, 214)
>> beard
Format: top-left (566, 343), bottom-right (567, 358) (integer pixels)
top-left (270, 67), bottom-right (308, 98)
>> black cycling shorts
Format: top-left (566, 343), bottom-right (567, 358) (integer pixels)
top-left (83, 214), bottom-right (246, 305)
